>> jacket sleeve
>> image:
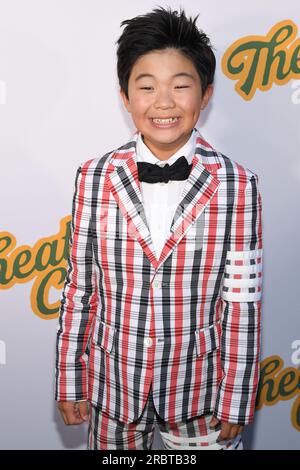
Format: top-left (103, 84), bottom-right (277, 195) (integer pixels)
top-left (55, 163), bottom-right (98, 401)
top-left (213, 172), bottom-right (263, 425)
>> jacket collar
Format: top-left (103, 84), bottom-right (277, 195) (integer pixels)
top-left (135, 128), bottom-right (197, 166)
top-left (106, 127), bottom-right (222, 271)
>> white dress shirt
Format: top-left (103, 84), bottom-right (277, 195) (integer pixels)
top-left (135, 128), bottom-right (197, 259)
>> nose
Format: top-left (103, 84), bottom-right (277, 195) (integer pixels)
top-left (154, 88), bottom-right (176, 109)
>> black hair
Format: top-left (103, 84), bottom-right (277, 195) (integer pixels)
top-left (116, 5), bottom-right (216, 99)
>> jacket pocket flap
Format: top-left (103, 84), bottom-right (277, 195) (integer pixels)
top-left (93, 320), bottom-right (116, 353)
top-left (194, 321), bottom-right (221, 357)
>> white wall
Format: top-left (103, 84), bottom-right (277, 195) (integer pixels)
top-left (0, 0), bottom-right (299, 449)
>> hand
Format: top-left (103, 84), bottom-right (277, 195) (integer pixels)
top-left (58, 400), bottom-right (90, 425)
top-left (209, 415), bottom-right (244, 443)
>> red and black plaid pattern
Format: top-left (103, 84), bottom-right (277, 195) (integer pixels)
top-left (55, 127), bottom-right (263, 426)
top-left (87, 386), bottom-right (243, 450)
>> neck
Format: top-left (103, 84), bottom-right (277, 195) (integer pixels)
top-left (141, 131), bottom-right (193, 161)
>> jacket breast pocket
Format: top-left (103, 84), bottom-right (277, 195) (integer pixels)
top-left (92, 320), bottom-right (116, 354)
top-left (194, 321), bottom-right (221, 357)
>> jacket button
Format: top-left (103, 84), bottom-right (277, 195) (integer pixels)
top-left (144, 337), bottom-right (153, 347)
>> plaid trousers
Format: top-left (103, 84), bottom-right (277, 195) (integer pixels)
top-left (87, 386), bottom-right (243, 450)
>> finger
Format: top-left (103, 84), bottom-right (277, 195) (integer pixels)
top-left (71, 403), bottom-right (86, 424)
top-left (229, 425), bottom-right (239, 440)
top-left (60, 409), bottom-right (68, 425)
top-left (57, 402), bottom-right (69, 425)
top-left (73, 402), bottom-right (81, 419)
top-left (217, 422), bottom-right (231, 442)
top-left (209, 416), bottom-right (219, 428)
top-left (65, 411), bottom-right (84, 425)
top-left (78, 401), bottom-right (89, 422)
top-left (64, 403), bottom-right (84, 425)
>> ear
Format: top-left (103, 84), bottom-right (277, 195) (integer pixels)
top-left (201, 84), bottom-right (214, 110)
top-left (119, 88), bottom-right (131, 113)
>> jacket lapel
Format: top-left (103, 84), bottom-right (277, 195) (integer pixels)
top-left (106, 143), bottom-right (158, 267)
top-left (106, 128), bottom-right (222, 271)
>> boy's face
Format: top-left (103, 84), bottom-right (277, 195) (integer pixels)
top-left (120, 47), bottom-right (213, 160)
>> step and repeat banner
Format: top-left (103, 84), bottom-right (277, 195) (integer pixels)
top-left (0, 0), bottom-right (299, 450)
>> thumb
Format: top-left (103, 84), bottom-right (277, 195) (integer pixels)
top-left (209, 415), bottom-right (220, 429)
top-left (78, 401), bottom-right (89, 421)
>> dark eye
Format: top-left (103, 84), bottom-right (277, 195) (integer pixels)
top-left (175, 85), bottom-right (190, 89)
top-left (140, 87), bottom-right (153, 90)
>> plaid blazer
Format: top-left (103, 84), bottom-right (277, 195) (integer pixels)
top-left (55, 127), bottom-right (263, 425)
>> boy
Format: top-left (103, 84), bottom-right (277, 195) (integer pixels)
top-left (55, 6), bottom-right (263, 450)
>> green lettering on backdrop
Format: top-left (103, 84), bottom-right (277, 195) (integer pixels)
top-left (0, 215), bottom-right (71, 319)
top-left (222, 19), bottom-right (300, 100)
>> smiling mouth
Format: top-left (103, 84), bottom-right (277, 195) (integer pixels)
top-left (150, 117), bottom-right (180, 124)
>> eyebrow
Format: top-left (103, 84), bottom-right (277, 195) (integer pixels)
top-left (135, 72), bottom-right (196, 82)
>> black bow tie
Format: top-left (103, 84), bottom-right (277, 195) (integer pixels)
top-left (137, 156), bottom-right (192, 184)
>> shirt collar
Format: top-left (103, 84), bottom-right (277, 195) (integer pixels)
top-left (136, 128), bottom-right (197, 167)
